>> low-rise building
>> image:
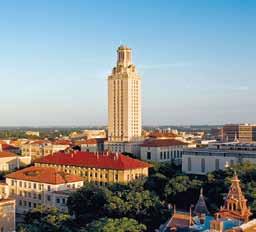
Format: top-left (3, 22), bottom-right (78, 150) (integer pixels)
top-left (140, 139), bottom-right (191, 164)
top-left (21, 140), bottom-right (70, 160)
top-left (104, 140), bottom-right (143, 157)
top-left (25, 131), bottom-right (40, 137)
top-left (0, 152), bottom-right (31, 172)
top-left (182, 142), bottom-right (256, 175)
top-left (0, 198), bottom-right (16, 232)
top-left (80, 139), bottom-right (105, 153)
top-left (6, 166), bottom-right (83, 214)
top-left (0, 182), bottom-right (15, 232)
top-left (35, 151), bottom-right (151, 184)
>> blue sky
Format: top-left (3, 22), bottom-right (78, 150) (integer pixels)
top-left (0, 0), bottom-right (255, 126)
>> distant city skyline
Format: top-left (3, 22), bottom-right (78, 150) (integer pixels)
top-left (0, 0), bottom-right (256, 126)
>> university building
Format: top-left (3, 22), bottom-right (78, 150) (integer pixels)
top-left (140, 139), bottom-right (190, 164)
top-left (5, 166), bottom-right (83, 214)
top-left (21, 140), bottom-right (70, 160)
top-left (34, 151), bottom-right (151, 184)
top-left (0, 184), bottom-right (15, 232)
top-left (182, 142), bottom-right (256, 175)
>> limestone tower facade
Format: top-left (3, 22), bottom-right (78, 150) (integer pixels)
top-left (108, 45), bottom-right (142, 142)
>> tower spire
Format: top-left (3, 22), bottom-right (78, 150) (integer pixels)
top-left (193, 187), bottom-right (209, 216)
top-left (217, 174), bottom-right (252, 222)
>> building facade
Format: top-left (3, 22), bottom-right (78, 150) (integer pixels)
top-left (0, 198), bottom-right (15, 232)
top-left (223, 124), bottom-right (240, 142)
top-left (140, 139), bottom-right (190, 164)
top-left (182, 143), bottom-right (256, 175)
top-left (0, 152), bottom-right (31, 172)
top-left (108, 45), bottom-right (142, 142)
top-left (0, 182), bottom-right (15, 232)
top-left (239, 124), bottom-right (256, 143)
top-left (35, 151), bottom-right (151, 184)
top-left (80, 139), bottom-right (105, 153)
top-left (21, 141), bottom-right (70, 160)
top-left (6, 166), bottom-right (83, 214)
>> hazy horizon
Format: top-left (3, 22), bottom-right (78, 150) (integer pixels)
top-left (1, 1), bottom-right (256, 126)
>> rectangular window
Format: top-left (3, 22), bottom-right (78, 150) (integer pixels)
top-left (215, 159), bottom-right (220, 170)
top-left (188, 157), bottom-right (192, 171)
top-left (201, 158), bottom-right (205, 173)
top-left (147, 152), bottom-right (151, 160)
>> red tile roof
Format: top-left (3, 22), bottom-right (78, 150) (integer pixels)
top-left (52, 140), bottom-right (72, 145)
top-left (0, 151), bottom-right (17, 158)
top-left (141, 139), bottom-right (187, 147)
top-left (75, 139), bottom-right (105, 146)
top-left (35, 151), bottom-right (151, 170)
top-left (148, 131), bottom-right (177, 139)
top-left (6, 166), bottom-right (83, 185)
top-left (1, 144), bottom-right (18, 150)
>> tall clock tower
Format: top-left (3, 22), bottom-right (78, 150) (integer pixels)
top-left (108, 45), bottom-right (142, 142)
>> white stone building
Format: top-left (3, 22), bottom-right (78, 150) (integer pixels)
top-left (140, 139), bottom-right (190, 164)
top-left (0, 152), bottom-right (31, 172)
top-left (182, 142), bottom-right (256, 175)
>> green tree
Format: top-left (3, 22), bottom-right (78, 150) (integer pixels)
top-left (67, 183), bottom-right (112, 224)
top-left (81, 217), bottom-right (146, 232)
top-left (17, 206), bottom-right (74, 232)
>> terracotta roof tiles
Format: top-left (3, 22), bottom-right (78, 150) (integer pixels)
top-left (35, 151), bottom-right (151, 170)
top-left (6, 166), bottom-right (83, 185)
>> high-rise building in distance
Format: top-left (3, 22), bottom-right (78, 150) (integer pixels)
top-left (108, 45), bottom-right (142, 142)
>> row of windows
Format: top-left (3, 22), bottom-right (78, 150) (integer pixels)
top-left (11, 180), bottom-right (51, 191)
top-left (18, 191), bottom-right (42, 200)
top-left (19, 200), bottom-right (39, 208)
top-left (187, 158), bottom-right (235, 172)
top-left (146, 150), bottom-right (183, 160)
